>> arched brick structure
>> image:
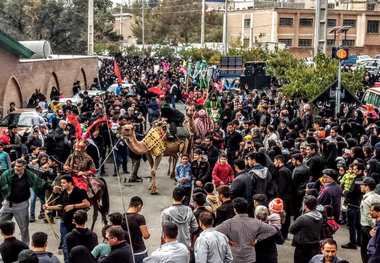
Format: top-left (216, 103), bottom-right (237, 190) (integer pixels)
top-left (4, 76), bottom-right (23, 112)
top-left (81, 68), bottom-right (88, 89)
top-left (46, 72), bottom-right (60, 99)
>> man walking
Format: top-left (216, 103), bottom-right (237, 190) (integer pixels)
top-left (194, 211), bottom-right (233, 263)
top-left (216, 197), bottom-right (277, 263)
top-left (0, 158), bottom-right (49, 244)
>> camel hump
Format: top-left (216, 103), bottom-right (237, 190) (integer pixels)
top-left (143, 126), bottom-right (167, 156)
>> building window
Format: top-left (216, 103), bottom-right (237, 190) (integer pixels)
top-left (343, 19), bottom-right (356, 28)
top-left (342, 39), bottom-right (355, 47)
top-left (367, 20), bottom-right (379, 33)
top-left (244, 18), bottom-right (251, 28)
top-left (299, 38), bottom-right (312, 47)
top-left (327, 19), bottom-right (337, 27)
top-left (299, 18), bottom-right (313, 27)
top-left (327, 39), bottom-right (335, 46)
top-left (328, 3), bottom-right (335, 8)
top-left (367, 3), bottom-right (375, 10)
top-left (279, 17), bottom-right (293, 26)
top-left (279, 39), bottom-right (292, 47)
top-left (243, 38), bottom-right (250, 47)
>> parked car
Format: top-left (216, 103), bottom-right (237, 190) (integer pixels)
top-left (0, 109), bottom-right (46, 135)
top-left (59, 89), bottom-right (105, 105)
top-left (341, 55), bottom-right (358, 67)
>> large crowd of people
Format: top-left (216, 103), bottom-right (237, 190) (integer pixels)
top-left (0, 54), bottom-right (379, 263)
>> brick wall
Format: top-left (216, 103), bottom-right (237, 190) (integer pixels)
top-left (0, 48), bottom-right (98, 115)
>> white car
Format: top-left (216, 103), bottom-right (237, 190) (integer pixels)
top-left (0, 110), bottom-right (47, 135)
top-left (59, 89), bottom-right (105, 105)
top-left (107, 83), bottom-right (133, 94)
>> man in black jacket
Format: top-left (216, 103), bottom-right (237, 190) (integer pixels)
top-left (215, 186), bottom-right (235, 226)
top-left (342, 162), bottom-right (364, 249)
top-left (100, 226), bottom-right (133, 263)
top-left (304, 143), bottom-right (324, 182)
top-left (64, 210), bottom-right (98, 263)
top-left (0, 221), bottom-right (28, 263)
top-left (201, 137), bottom-right (219, 171)
top-left (274, 154), bottom-right (293, 239)
top-left (291, 153), bottom-right (310, 218)
top-left (289, 195), bottom-right (322, 263)
top-left (191, 149), bottom-right (210, 187)
top-left (225, 123), bottom-right (243, 166)
top-left (230, 159), bottom-right (253, 203)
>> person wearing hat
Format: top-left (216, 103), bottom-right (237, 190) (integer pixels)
top-left (342, 163), bottom-right (365, 250)
top-left (317, 169), bottom-right (342, 222)
top-left (359, 176), bottom-right (380, 263)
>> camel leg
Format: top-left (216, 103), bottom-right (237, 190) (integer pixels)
top-left (146, 154), bottom-right (154, 179)
top-left (170, 155), bottom-right (178, 179)
top-left (150, 155), bottom-right (162, 194)
top-left (167, 156), bottom-right (172, 177)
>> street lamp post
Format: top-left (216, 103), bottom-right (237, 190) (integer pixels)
top-left (201, 0), bottom-right (206, 47)
top-left (329, 25), bottom-right (351, 117)
top-left (222, 0), bottom-right (229, 55)
top-left (142, 0), bottom-right (145, 49)
top-left (88, 0), bottom-right (94, 55)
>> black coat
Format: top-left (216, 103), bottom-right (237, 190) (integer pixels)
top-left (305, 154), bottom-right (324, 182)
top-left (215, 200), bottom-right (235, 226)
top-left (230, 171), bottom-right (254, 202)
top-left (65, 228), bottom-right (98, 256)
top-left (289, 211), bottom-right (322, 246)
top-left (99, 241), bottom-right (133, 263)
top-left (191, 160), bottom-right (210, 183)
top-left (276, 166), bottom-right (293, 202)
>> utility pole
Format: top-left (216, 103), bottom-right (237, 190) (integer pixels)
top-left (314, 0), bottom-right (327, 56)
top-left (201, 0), bottom-right (206, 47)
top-left (119, 3), bottom-right (123, 36)
top-left (142, 0), bottom-right (145, 49)
top-left (223, 0), bottom-right (229, 55)
top-left (88, 0), bottom-right (94, 55)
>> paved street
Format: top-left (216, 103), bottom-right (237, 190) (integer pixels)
top-left (6, 102), bottom-right (362, 262)
top-left (15, 158), bottom-right (361, 263)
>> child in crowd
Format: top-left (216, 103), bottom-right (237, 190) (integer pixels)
top-left (175, 154), bottom-right (192, 205)
top-left (203, 182), bottom-right (220, 213)
top-left (91, 225), bottom-right (111, 260)
top-left (268, 198), bottom-right (284, 230)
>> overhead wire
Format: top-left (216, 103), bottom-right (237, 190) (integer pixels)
top-left (96, 61), bottom-right (136, 263)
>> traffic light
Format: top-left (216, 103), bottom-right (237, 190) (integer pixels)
top-left (332, 47), bottom-right (349, 60)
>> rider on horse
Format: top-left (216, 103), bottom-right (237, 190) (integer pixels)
top-left (63, 140), bottom-right (96, 192)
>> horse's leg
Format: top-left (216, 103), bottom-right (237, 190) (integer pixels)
top-left (91, 198), bottom-right (98, 231)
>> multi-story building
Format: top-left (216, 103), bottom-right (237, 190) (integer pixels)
top-left (228, 4), bottom-right (380, 57)
top-left (113, 12), bottom-right (138, 46)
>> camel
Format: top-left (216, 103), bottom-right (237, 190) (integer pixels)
top-left (121, 106), bottom-right (196, 194)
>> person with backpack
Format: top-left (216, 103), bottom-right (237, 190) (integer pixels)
top-left (31, 232), bottom-right (61, 263)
